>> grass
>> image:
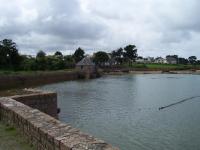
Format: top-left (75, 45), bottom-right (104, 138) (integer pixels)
top-left (146, 64), bottom-right (191, 70)
top-left (0, 64), bottom-right (199, 76)
top-left (0, 68), bottom-right (76, 76)
top-left (123, 63), bottom-right (200, 70)
top-left (0, 123), bottom-right (35, 150)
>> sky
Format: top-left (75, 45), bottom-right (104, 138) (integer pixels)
top-left (0, 0), bottom-right (200, 58)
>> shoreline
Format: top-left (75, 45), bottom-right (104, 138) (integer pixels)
top-left (103, 70), bottom-right (200, 75)
top-left (0, 69), bottom-right (200, 91)
top-left (0, 70), bottom-right (79, 90)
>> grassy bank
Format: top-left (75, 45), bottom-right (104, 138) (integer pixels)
top-left (0, 69), bottom-right (78, 90)
top-left (0, 123), bottom-right (35, 150)
top-left (122, 63), bottom-right (200, 71)
top-left (0, 69), bottom-right (75, 76)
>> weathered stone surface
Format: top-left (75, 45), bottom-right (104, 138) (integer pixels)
top-left (10, 89), bottom-right (58, 118)
top-left (0, 97), bottom-right (119, 150)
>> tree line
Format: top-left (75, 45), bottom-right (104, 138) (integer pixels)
top-left (0, 39), bottom-right (199, 71)
top-left (0, 39), bottom-right (82, 71)
top-left (0, 39), bottom-right (138, 71)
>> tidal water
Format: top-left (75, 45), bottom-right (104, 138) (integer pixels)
top-left (38, 74), bottom-right (200, 150)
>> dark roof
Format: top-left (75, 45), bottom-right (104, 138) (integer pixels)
top-left (76, 57), bottom-right (95, 66)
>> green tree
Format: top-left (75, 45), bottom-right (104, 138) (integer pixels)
top-left (21, 56), bottom-right (37, 71)
top-left (123, 45), bottom-right (138, 65)
top-left (36, 50), bottom-right (46, 70)
top-left (73, 47), bottom-right (85, 63)
top-left (188, 56), bottom-right (197, 65)
top-left (46, 56), bottom-right (64, 70)
top-left (196, 60), bottom-right (200, 65)
top-left (0, 39), bottom-right (22, 69)
top-left (64, 55), bottom-right (75, 68)
top-left (52, 51), bottom-right (65, 70)
top-left (111, 48), bottom-right (124, 64)
top-left (178, 57), bottom-right (188, 65)
top-left (93, 51), bottom-right (109, 66)
top-left (0, 43), bottom-right (7, 68)
top-left (54, 51), bottom-right (63, 58)
top-left (36, 50), bottom-right (46, 58)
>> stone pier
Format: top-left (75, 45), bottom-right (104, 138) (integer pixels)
top-left (0, 91), bottom-right (119, 150)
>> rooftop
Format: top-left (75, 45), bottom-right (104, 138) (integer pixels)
top-left (76, 57), bottom-right (95, 66)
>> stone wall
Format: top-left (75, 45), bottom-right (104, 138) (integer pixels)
top-left (0, 98), bottom-right (119, 150)
top-left (10, 89), bottom-right (58, 118)
top-left (0, 71), bottom-right (78, 90)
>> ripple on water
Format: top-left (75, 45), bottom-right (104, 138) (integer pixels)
top-left (38, 74), bottom-right (200, 150)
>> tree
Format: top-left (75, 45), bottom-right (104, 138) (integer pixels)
top-left (93, 51), bottom-right (109, 66)
top-left (54, 51), bottom-right (63, 58)
top-left (196, 60), bottom-right (200, 65)
top-left (188, 56), bottom-right (197, 65)
top-left (123, 45), bottom-right (138, 65)
top-left (21, 56), bottom-right (37, 71)
top-left (52, 51), bottom-right (65, 70)
top-left (45, 56), bottom-right (65, 70)
top-left (0, 39), bottom-right (22, 69)
top-left (64, 55), bottom-right (75, 68)
top-left (178, 57), bottom-right (188, 65)
top-left (0, 43), bottom-right (6, 68)
top-left (111, 48), bottom-right (124, 64)
top-left (36, 50), bottom-right (46, 70)
top-left (36, 50), bottom-right (46, 58)
top-left (73, 47), bottom-right (85, 63)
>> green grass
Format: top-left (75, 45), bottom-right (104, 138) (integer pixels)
top-left (0, 68), bottom-right (76, 76)
top-left (146, 64), bottom-right (190, 70)
top-left (123, 63), bottom-right (200, 70)
top-left (0, 123), bottom-right (35, 150)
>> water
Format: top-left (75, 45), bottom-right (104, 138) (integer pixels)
top-left (38, 74), bottom-right (200, 150)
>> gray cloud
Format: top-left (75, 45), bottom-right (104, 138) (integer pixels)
top-left (0, 0), bottom-right (200, 57)
top-left (0, 0), bottom-right (106, 55)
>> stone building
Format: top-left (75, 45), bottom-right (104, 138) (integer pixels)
top-left (76, 57), bottom-right (97, 78)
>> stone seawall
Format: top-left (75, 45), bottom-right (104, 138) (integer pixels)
top-left (10, 89), bottom-right (58, 118)
top-left (0, 71), bottom-right (78, 90)
top-left (0, 98), bottom-right (119, 150)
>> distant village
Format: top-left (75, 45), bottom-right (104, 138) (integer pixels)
top-left (89, 54), bottom-right (196, 67)
top-left (97, 54), bottom-right (198, 67)
top-left (136, 56), bottom-right (181, 64)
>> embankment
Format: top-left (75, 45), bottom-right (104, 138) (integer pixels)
top-left (102, 67), bottom-right (200, 75)
top-left (0, 71), bottom-right (78, 90)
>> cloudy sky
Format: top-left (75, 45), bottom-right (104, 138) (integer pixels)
top-left (0, 0), bottom-right (200, 57)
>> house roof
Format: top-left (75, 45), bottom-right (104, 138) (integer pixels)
top-left (155, 57), bottom-right (164, 60)
top-left (76, 57), bottom-right (95, 66)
